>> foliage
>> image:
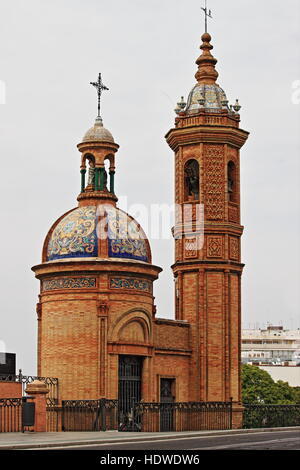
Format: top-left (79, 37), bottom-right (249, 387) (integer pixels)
top-left (241, 364), bottom-right (299, 404)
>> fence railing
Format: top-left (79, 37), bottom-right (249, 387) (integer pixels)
top-left (0, 371), bottom-right (59, 405)
top-left (3, 395), bottom-right (299, 433)
top-left (58, 400), bottom-right (232, 432)
top-left (46, 399), bottom-right (62, 432)
top-left (133, 401), bottom-right (233, 432)
top-left (0, 398), bottom-right (22, 432)
top-left (61, 399), bottom-right (118, 432)
top-left (243, 404), bottom-right (300, 428)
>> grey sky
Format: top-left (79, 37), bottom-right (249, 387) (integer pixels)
top-left (0, 0), bottom-right (299, 374)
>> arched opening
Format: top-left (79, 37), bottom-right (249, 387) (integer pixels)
top-left (103, 159), bottom-right (110, 191)
top-left (80, 153), bottom-right (96, 192)
top-left (184, 159), bottom-right (199, 200)
top-left (104, 154), bottom-right (116, 194)
top-left (84, 153), bottom-right (96, 190)
top-left (227, 161), bottom-right (236, 202)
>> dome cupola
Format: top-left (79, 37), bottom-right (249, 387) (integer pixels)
top-left (82, 116), bottom-right (115, 144)
top-left (44, 205), bottom-right (151, 264)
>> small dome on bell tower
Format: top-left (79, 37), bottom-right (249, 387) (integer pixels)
top-left (82, 116), bottom-right (115, 144)
top-left (77, 73), bottom-right (119, 202)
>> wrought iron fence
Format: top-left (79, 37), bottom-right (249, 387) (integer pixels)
top-left (0, 398), bottom-right (22, 432)
top-left (46, 399), bottom-right (62, 432)
top-left (62, 399), bottom-right (118, 432)
top-left (60, 399), bottom-right (233, 432)
top-left (0, 370), bottom-right (59, 405)
top-left (243, 404), bottom-right (300, 429)
top-left (134, 401), bottom-right (233, 432)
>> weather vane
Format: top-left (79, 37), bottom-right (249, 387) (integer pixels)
top-left (90, 73), bottom-right (109, 119)
top-left (201, 0), bottom-right (213, 33)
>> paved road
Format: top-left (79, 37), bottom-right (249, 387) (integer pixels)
top-left (33, 430), bottom-right (300, 450)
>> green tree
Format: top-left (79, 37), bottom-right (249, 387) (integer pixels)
top-left (293, 387), bottom-right (300, 404)
top-left (241, 364), bottom-right (297, 404)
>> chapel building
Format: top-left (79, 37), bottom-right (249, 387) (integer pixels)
top-left (32, 30), bottom-right (248, 427)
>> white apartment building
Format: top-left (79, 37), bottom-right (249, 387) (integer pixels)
top-left (242, 326), bottom-right (300, 366)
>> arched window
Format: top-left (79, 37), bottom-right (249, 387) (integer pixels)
top-left (184, 159), bottom-right (199, 200)
top-left (227, 161), bottom-right (236, 202)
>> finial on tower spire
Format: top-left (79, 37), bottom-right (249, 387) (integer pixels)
top-left (201, 0), bottom-right (212, 33)
top-left (195, 32), bottom-right (219, 84)
top-left (90, 73), bottom-right (109, 119)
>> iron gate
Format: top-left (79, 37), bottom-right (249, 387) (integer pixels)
top-left (62, 399), bottom-right (118, 431)
top-left (118, 356), bottom-right (142, 431)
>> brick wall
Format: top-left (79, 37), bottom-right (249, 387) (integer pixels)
top-left (153, 354), bottom-right (191, 402)
top-left (0, 381), bottom-right (22, 398)
top-left (154, 319), bottom-right (190, 350)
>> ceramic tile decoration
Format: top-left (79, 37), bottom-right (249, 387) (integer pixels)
top-left (42, 277), bottom-right (97, 291)
top-left (110, 277), bottom-right (151, 292)
top-left (47, 205), bottom-right (149, 262)
top-left (106, 207), bottom-right (149, 262)
top-left (186, 83), bottom-right (227, 112)
top-left (47, 207), bottom-right (97, 261)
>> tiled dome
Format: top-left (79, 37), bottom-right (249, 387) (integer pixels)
top-left (82, 117), bottom-right (114, 143)
top-left (185, 83), bottom-right (228, 113)
top-left (46, 205), bottom-right (150, 263)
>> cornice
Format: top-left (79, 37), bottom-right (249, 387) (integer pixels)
top-left (165, 124), bottom-right (249, 151)
top-left (32, 259), bottom-right (162, 279)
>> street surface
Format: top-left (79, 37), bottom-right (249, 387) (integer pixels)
top-left (32, 430), bottom-right (300, 450)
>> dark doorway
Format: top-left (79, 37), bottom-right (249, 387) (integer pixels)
top-left (118, 355), bottom-right (142, 431)
top-left (160, 378), bottom-right (175, 431)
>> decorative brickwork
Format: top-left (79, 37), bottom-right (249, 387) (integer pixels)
top-left (228, 204), bottom-right (239, 223)
top-left (229, 237), bottom-right (239, 261)
top-left (184, 238), bottom-right (198, 258)
top-left (207, 236), bottom-right (223, 258)
top-left (204, 145), bottom-right (224, 220)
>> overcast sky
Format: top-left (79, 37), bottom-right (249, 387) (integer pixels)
top-left (0, 0), bottom-right (299, 374)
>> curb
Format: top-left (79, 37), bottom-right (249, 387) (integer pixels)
top-left (0, 427), bottom-right (299, 450)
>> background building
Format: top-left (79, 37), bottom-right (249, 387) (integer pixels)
top-left (242, 326), bottom-right (300, 366)
top-left (242, 326), bottom-right (300, 387)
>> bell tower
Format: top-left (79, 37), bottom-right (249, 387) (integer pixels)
top-left (165, 31), bottom-right (249, 416)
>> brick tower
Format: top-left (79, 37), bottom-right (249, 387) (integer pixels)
top-left (165, 32), bottom-right (249, 418)
top-left (32, 100), bottom-right (161, 402)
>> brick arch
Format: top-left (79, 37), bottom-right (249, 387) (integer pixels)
top-left (109, 309), bottom-right (152, 343)
top-left (119, 321), bottom-right (145, 343)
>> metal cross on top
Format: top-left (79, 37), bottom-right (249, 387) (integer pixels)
top-left (201, 0), bottom-right (213, 33)
top-left (90, 73), bottom-right (109, 119)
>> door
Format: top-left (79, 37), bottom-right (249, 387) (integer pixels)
top-left (160, 378), bottom-right (175, 431)
top-left (118, 355), bottom-right (142, 431)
